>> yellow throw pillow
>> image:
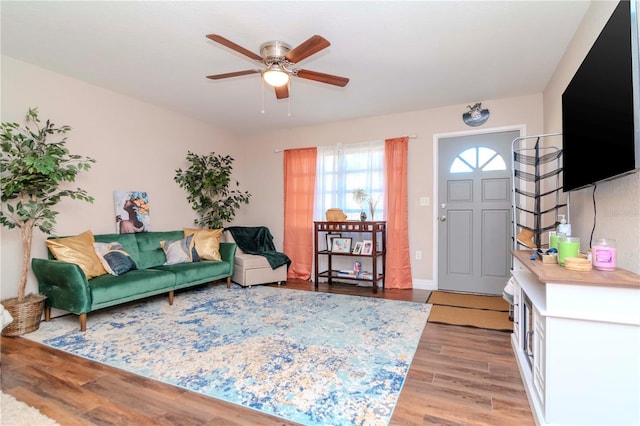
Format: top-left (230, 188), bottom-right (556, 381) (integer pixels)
top-left (184, 228), bottom-right (222, 261)
top-left (46, 230), bottom-right (108, 279)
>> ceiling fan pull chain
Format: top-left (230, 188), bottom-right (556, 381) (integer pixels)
top-left (261, 77), bottom-right (265, 114)
top-left (287, 82), bottom-right (291, 117)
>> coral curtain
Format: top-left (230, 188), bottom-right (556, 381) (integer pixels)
top-left (283, 148), bottom-right (317, 280)
top-left (385, 137), bottom-right (413, 289)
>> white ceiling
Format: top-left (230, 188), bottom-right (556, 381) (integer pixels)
top-left (1, 1), bottom-right (591, 135)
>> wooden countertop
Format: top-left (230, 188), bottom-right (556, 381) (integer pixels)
top-left (513, 250), bottom-right (640, 288)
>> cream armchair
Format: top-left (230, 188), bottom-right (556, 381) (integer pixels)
top-left (223, 229), bottom-right (288, 287)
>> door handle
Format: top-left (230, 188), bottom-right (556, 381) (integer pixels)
top-left (439, 216), bottom-right (447, 222)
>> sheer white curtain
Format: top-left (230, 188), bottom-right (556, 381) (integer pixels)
top-left (314, 140), bottom-right (385, 221)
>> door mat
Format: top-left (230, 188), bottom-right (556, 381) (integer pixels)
top-left (427, 291), bottom-right (512, 332)
top-left (427, 291), bottom-right (510, 311)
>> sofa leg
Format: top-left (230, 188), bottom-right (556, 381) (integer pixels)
top-left (227, 277), bottom-right (231, 288)
top-left (44, 306), bottom-right (51, 322)
top-left (79, 313), bottom-right (87, 332)
top-left (168, 290), bottom-right (174, 305)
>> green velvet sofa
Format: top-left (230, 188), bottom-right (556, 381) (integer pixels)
top-left (31, 230), bottom-right (236, 332)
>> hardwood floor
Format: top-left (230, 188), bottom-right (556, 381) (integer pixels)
top-left (1, 280), bottom-right (534, 425)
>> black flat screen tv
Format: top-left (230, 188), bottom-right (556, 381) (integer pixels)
top-left (562, 0), bottom-right (640, 192)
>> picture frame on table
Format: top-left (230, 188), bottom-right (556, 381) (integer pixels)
top-left (361, 240), bottom-right (373, 255)
top-left (331, 237), bottom-right (352, 254)
top-left (352, 241), bottom-right (363, 255)
top-left (326, 233), bottom-right (341, 252)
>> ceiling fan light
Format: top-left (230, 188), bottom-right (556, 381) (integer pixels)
top-left (263, 67), bottom-right (289, 87)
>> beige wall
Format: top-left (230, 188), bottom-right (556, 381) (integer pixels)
top-left (543, 1), bottom-right (640, 273)
top-left (1, 57), bottom-right (238, 299)
top-left (237, 94), bottom-right (544, 288)
top-left (1, 54), bottom-right (544, 297)
top-left (4, 0), bottom-right (637, 303)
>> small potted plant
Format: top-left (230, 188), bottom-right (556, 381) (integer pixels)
top-left (174, 151), bottom-right (251, 229)
top-left (0, 107), bottom-right (95, 336)
top-left (352, 188), bottom-right (368, 221)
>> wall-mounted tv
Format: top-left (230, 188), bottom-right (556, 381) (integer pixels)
top-left (562, 0), bottom-right (640, 192)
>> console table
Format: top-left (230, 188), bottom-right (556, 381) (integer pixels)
top-left (314, 221), bottom-right (386, 293)
top-left (511, 250), bottom-right (640, 426)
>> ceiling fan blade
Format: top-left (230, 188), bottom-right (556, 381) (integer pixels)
top-left (296, 69), bottom-right (349, 87)
top-left (206, 34), bottom-right (262, 61)
top-left (274, 85), bottom-right (289, 99)
top-left (285, 35), bottom-right (330, 63)
top-left (206, 70), bottom-right (260, 80)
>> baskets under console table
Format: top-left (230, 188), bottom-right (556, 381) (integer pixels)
top-left (314, 221), bottom-right (386, 293)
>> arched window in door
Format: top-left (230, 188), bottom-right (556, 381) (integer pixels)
top-left (450, 146), bottom-right (507, 173)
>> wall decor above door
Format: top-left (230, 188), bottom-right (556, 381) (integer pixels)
top-left (462, 102), bottom-right (490, 126)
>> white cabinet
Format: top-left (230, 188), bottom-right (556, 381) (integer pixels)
top-left (512, 275), bottom-right (521, 344)
top-left (511, 250), bottom-right (640, 426)
top-left (531, 305), bottom-right (545, 410)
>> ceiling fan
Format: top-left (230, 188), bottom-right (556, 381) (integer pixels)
top-left (205, 34), bottom-right (349, 99)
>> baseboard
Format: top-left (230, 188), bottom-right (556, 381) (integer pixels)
top-left (412, 279), bottom-right (435, 291)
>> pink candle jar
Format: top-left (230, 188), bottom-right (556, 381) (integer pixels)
top-left (592, 238), bottom-right (617, 271)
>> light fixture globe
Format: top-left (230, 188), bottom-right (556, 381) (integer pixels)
top-left (262, 65), bottom-right (290, 87)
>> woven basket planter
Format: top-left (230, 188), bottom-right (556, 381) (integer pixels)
top-left (325, 208), bottom-right (347, 222)
top-left (1, 294), bottom-right (46, 337)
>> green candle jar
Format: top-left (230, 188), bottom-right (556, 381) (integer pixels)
top-left (558, 236), bottom-right (580, 266)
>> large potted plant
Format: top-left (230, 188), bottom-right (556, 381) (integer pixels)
top-left (0, 107), bottom-right (95, 336)
top-left (174, 151), bottom-right (251, 229)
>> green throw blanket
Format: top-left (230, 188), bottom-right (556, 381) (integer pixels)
top-left (226, 226), bottom-right (291, 269)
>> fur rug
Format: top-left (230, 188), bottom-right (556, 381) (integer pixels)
top-left (1, 392), bottom-right (60, 426)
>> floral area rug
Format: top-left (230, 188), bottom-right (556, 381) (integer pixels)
top-left (24, 284), bottom-right (431, 425)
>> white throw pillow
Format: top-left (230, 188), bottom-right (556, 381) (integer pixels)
top-left (160, 234), bottom-right (195, 265)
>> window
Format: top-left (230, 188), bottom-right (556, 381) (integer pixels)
top-left (450, 146), bottom-right (506, 173)
top-left (314, 141), bottom-right (385, 220)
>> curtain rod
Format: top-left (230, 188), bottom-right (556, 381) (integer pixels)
top-left (273, 135), bottom-right (417, 153)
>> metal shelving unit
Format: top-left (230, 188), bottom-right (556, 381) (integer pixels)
top-left (511, 133), bottom-right (568, 250)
